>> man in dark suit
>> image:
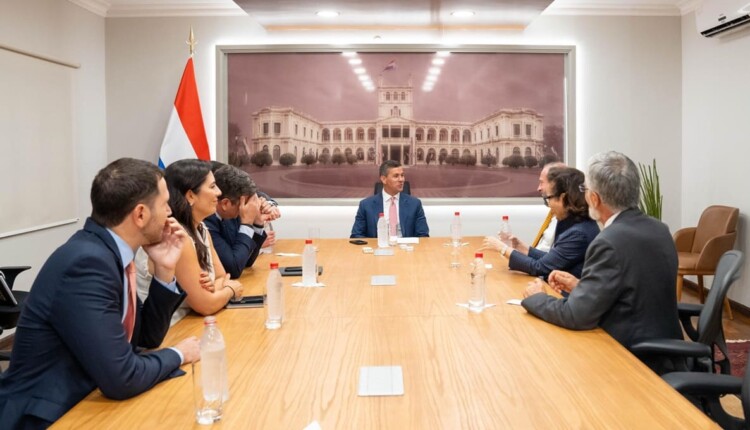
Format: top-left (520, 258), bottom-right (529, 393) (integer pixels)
top-left (521, 151), bottom-right (682, 353)
top-left (205, 164), bottom-right (277, 279)
top-left (0, 158), bottom-right (200, 428)
top-left (350, 160), bottom-right (429, 238)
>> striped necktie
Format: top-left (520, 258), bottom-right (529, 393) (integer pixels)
top-left (531, 210), bottom-right (554, 248)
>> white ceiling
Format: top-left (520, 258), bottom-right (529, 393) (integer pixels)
top-left (69, 0), bottom-right (701, 23)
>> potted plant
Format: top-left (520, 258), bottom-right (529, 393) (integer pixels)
top-left (638, 159), bottom-right (662, 220)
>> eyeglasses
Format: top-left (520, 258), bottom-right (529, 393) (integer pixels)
top-left (578, 184), bottom-right (589, 193)
top-left (541, 194), bottom-right (558, 207)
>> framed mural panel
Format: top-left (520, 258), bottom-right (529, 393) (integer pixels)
top-left (216, 45), bottom-right (575, 203)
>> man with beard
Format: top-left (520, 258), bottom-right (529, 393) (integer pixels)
top-left (521, 151), bottom-right (681, 358)
top-left (0, 158), bottom-right (201, 428)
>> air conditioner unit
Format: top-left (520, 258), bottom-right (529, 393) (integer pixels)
top-left (696, 0), bottom-right (750, 37)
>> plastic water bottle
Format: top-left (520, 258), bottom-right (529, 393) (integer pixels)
top-left (376, 212), bottom-right (389, 248)
top-left (196, 316), bottom-right (227, 424)
top-left (451, 211), bottom-right (462, 247)
top-left (302, 239), bottom-right (317, 285)
top-left (265, 262), bottom-right (282, 329)
top-left (499, 215), bottom-right (512, 247)
top-left (260, 222), bottom-right (273, 254)
top-left (469, 253), bottom-right (487, 313)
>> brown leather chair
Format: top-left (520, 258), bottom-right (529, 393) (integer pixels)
top-left (674, 205), bottom-right (739, 319)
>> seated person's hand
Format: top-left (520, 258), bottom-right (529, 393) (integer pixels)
top-left (509, 235), bottom-right (529, 255)
top-left (480, 236), bottom-right (503, 253)
top-left (224, 280), bottom-right (244, 300)
top-left (523, 278), bottom-right (548, 298)
top-left (239, 195), bottom-right (262, 226)
top-left (173, 336), bottom-right (200, 364)
top-left (260, 199), bottom-right (281, 221)
top-left (198, 271), bottom-right (214, 292)
top-left (262, 230), bottom-right (276, 248)
top-left (548, 270), bottom-right (579, 294)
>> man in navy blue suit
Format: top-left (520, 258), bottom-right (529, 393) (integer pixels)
top-left (205, 164), bottom-right (278, 279)
top-left (350, 160), bottom-right (429, 238)
top-left (0, 158), bottom-right (201, 428)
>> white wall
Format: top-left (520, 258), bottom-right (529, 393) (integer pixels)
top-left (681, 13), bottom-right (750, 305)
top-left (104, 14), bottom-right (683, 243)
top-left (0, 0), bottom-right (107, 292)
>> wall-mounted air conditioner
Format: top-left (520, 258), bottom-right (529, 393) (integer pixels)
top-left (696, 0), bottom-right (750, 37)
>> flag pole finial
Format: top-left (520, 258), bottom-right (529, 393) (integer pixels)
top-left (187, 26), bottom-right (197, 56)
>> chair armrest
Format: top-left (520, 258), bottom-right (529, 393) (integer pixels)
top-left (696, 233), bottom-right (737, 270)
top-left (673, 228), bottom-right (696, 252)
top-left (678, 303), bottom-right (703, 342)
top-left (678, 303), bottom-right (703, 317)
top-left (662, 372), bottom-right (742, 396)
top-left (630, 339), bottom-right (711, 358)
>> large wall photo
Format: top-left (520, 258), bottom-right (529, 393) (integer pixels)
top-left (224, 47), bottom-right (572, 199)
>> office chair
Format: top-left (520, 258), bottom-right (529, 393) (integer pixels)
top-left (662, 356), bottom-right (750, 429)
top-left (675, 205), bottom-right (739, 319)
top-left (631, 251), bottom-right (744, 375)
top-left (373, 181), bottom-right (411, 195)
top-left (0, 266), bottom-right (31, 362)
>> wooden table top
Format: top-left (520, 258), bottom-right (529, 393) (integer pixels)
top-left (54, 237), bottom-right (717, 429)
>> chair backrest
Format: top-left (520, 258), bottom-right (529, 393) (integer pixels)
top-left (692, 205), bottom-right (739, 254)
top-left (373, 181), bottom-right (411, 195)
top-left (697, 250), bottom-right (745, 345)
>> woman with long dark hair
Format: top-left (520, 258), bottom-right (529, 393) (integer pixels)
top-left (138, 159), bottom-right (243, 323)
top-left (482, 167), bottom-right (600, 281)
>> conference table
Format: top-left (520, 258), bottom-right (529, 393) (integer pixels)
top-left (55, 237), bottom-right (717, 429)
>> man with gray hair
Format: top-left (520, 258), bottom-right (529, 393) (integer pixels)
top-left (521, 151), bottom-right (681, 355)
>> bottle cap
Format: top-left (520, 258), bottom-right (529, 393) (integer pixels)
top-left (454, 211), bottom-right (460, 216)
top-left (475, 252), bottom-right (483, 258)
top-left (203, 315), bottom-right (217, 325)
top-left (502, 215), bottom-right (509, 221)
top-left (305, 239), bottom-right (313, 244)
top-left (379, 212), bottom-right (384, 217)
top-left (270, 262), bottom-right (279, 269)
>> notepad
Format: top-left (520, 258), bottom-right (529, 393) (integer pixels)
top-left (396, 237), bottom-right (419, 244)
top-left (371, 275), bottom-right (396, 286)
top-left (358, 366), bottom-right (404, 396)
top-left (374, 248), bottom-right (394, 256)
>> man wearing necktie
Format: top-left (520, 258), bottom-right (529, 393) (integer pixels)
top-left (350, 160), bottom-right (430, 238)
top-left (0, 158), bottom-right (201, 428)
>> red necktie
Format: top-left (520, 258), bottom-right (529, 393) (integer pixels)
top-left (123, 261), bottom-right (137, 342)
top-left (389, 196), bottom-right (398, 236)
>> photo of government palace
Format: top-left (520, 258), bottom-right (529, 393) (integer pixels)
top-left (234, 75), bottom-right (544, 167)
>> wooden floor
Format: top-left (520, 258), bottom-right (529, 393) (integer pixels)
top-left (681, 283), bottom-right (750, 341)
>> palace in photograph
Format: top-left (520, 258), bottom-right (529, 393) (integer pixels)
top-left (236, 77), bottom-right (544, 166)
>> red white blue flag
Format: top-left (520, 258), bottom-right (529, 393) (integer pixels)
top-left (159, 57), bottom-right (210, 168)
top-left (383, 60), bottom-right (397, 72)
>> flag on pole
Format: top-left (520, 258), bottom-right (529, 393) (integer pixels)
top-left (159, 57), bottom-right (210, 168)
top-left (382, 60), bottom-right (397, 72)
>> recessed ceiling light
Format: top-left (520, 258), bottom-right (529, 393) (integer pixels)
top-left (422, 86), bottom-right (433, 92)
top-left (316, 11), bottom-right (339, 18)
top-left (432, 58), bottom-right (445, 65)
top-left (451, 10), bottom-right (475, 18)
top-left (428, 67), bottom-right (441, 75)
top-left (436, 51), bottom-right (451, 57)
top-left (426, 75), bottom-right (437, 82)
top-left (354, 67), bottom-right (366, 74)
top-left (348, 58), bottom-right (362, 65)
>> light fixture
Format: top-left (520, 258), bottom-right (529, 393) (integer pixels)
top-left (436, 51), bottom-right (451, 57)
top-left (348, 58), bottom-right (362, 65)
top-left (432, 58), bottom-right (445, 65)
top-left (428, 67), bottom-right (441, 75)
top-left (358, 75), bottom-right (369, 81)
top-left (341, 52), bottom-right (357, 58)
top-left (426, 75), bottom-right (437, 82)
top-left (451, 10), bottom-right (475, 18)
top-left (354, 67), bottom-right (366, 74)
top-left (316, 11), bottom-right (339, 18)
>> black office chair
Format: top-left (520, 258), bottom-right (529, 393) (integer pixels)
top-left (373, 181), bottom-right (411, 195)
top-left (631, 251), bottom-right (744, 375)
top-left (663, 356), bottom-right (750, 429)
top-left (0, 266), bottom-right (31, 362)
